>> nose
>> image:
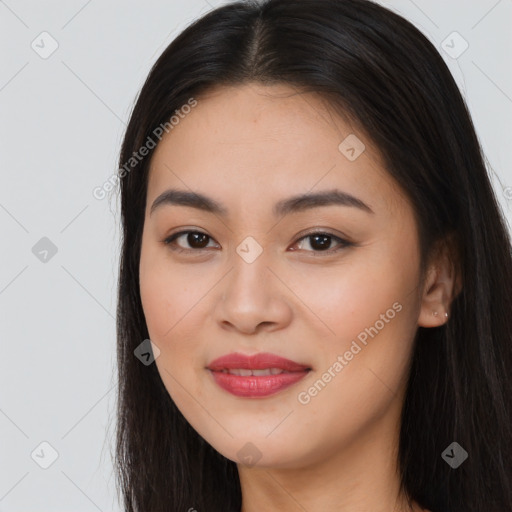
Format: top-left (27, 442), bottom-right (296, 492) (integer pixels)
top-left (215, 254), bottom-right (293, 335)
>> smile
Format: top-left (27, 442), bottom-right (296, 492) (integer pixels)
top-left (207, 352), bottom-right (311, 398)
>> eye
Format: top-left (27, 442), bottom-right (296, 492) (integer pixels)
top-left (163, 230), bottom-right (219, 253)
top-left (290, 231), bottom-right (353, 255)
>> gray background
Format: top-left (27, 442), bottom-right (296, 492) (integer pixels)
top-left (1, 0), bottom-right (511, 510)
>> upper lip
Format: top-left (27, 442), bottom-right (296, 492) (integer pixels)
top-left (207, 352), bottom-right (311, 372)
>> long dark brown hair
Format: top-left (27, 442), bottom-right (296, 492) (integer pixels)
top-left (113, 1), bottom-right (512, 510)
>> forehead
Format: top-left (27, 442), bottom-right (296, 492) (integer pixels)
top-left (146, 83), bottom-right (408, 218)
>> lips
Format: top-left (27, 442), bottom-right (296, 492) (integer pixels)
top-left (207, 352), bottom-right (311, 398)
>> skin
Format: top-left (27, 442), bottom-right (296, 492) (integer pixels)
top-left (139, 83), bottom-right (457, 512)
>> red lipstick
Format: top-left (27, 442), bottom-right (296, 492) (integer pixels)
top-left (207, 352), bottom-right (311, 398)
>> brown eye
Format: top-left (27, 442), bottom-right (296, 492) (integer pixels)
top-left (306, 234), bottom-right (333, 250)
top-left (184, 232), bottom-right (210, 248)
top-left (164, 230), bottom-right (218, 252)
top-left (291, 231), bottom-right (353, 255)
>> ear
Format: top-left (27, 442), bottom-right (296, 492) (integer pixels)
top-left (418, 234), bottom-right (462, 328)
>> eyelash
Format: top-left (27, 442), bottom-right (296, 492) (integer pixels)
top-left (162, 229), bottom-right (353, 256)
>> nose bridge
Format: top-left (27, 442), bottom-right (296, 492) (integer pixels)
top-left (225, 238), bottom-right (273, 301)
top-left (216, 237), bottom-right (291, 333)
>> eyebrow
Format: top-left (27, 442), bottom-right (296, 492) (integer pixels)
top-left (149, 188), bottom-right (374, 217)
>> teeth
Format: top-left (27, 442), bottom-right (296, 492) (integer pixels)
top-left (252, 369), bottom-right (271, 376)
top-left (222, 368), bottom-right (287, 376)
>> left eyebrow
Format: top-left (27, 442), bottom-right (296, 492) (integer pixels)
top-left (149, 188), bottom-right (374, 218)
top-left (273, 189), bottom-right (374, 216)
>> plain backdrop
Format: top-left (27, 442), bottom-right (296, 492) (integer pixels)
top-left (0, 0), bottom-right (511, 510)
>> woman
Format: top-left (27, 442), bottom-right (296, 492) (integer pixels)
top-left (114, 0), bottom-right (512, 510)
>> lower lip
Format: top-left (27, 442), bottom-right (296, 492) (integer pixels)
top-left (208, 370), bottom-right (309, 397)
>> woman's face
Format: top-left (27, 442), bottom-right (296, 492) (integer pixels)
top-left (139, 83), bottom-right (429, 469)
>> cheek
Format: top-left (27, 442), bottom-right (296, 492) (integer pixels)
top-left (139, 258), bottom-right (205, 410)
top-left (290, 239), bottom-right (421, 400)
top-left (288, 247), bottom-right (419, 348)
top-left (139, 260), bottom-right (222, 445)
top-left (139, 256), bottom-right (174, 341)
top-left (288, 270), bottom-right (418, 458)
top-left (139, 243), bottom-right (202, 341)
top-left (139, 246), bottom-right (214, 393)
